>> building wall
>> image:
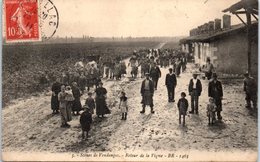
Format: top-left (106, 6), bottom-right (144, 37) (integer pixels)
top-left (190, 31), bottom-right (258, 75)
top-left (251, 40), bottom-right (258, 77)
top-left (213, 33), bottom-right (258, 75)
top-left (193, 42), bottom-right (214, 65)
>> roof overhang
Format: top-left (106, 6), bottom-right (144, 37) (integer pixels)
top-left (223, 0), bottom-right (258, 13)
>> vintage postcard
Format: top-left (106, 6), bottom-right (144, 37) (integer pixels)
top-left (1, 0), bottom-right (258, 161)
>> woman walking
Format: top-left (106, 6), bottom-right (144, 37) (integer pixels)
top-left (95, 82), bottom-right (110, 118)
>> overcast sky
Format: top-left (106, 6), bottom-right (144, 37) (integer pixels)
top-left (53, 0), bottom-right (244, 37)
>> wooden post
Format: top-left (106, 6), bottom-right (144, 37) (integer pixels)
top-left (246, 9), bottom-right (252, 75)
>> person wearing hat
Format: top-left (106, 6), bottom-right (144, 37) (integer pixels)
top-left (149, 63), bottom-right (161, 90)
top-left (188, 72), bottom-right (202, 114)
top-left (208, 73), bottom-right (223, 120)
top-left (80, 105), bottom-right (93, 140)
top-left (243, 73), bottom-right (257, 109)
top-left (165, 68), bottom-right (177, 102)
top-left (140, 73), bottom-right (155, 114)
top-left (177, 92), bottom-right (189, 126)
top-left (95, 82), bottom-right (110, 118)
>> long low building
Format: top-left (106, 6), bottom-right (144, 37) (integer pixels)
top-left (180, 20), bottom-right (258, 76)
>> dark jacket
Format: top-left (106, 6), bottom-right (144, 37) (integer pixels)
top-left (208, 80), bottom-right (223, 99)
top-left (188, 79), bottom-right (202, 96)
top-left (150, 66), bottom-right (161, 79)
top-left (165, 73), bottom-right (177, 88)
top-left (51, 82), bottom-right (61, 94)
top-left (80, 111), bottom-right (92, 124)
top-left (80, 111), bottom-right (92, 131)
top-left (177, 98), bottom-right (189, 115)
top-left (141, 79), bottom-right (154, 95)
top-left (72, 86), bottom-right (81, 99)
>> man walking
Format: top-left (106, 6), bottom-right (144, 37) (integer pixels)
top-left (188, 73), bottom-right (202, 114)
top-left (149, 63), bottom-right (161, 90)
top-left (140, 73), bottom-right (155, 114)
top-left (208, 73), bottom-right (223, 120)
top-left (165, 68), bottom-right (177, 102)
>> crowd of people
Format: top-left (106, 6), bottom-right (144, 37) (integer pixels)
top-left (50, 48), bottom-right (257, 140)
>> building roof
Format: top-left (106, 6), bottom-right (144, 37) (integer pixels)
top-left (180, 21), bottom-right (258, 44)
top-left (223, 0), bottom-right (258, 13)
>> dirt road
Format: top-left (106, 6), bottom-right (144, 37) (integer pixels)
top-left (2, 43), bottom-right (257, 154)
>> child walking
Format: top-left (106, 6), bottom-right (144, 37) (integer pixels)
top-left (177, 92), bottom-right (189, 126)
top-left (80, 105), bottom-right (93, 140)
top-left (85, 92), bottom-right (95, 114)
top-left (119, 91), bottom-right (128, 120)
top-left (207, 97), bottom-right (217, 125)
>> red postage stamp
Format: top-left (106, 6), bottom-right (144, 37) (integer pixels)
top-left (4, 0), bottom-right (40, 42)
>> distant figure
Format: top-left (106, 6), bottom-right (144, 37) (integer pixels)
top-left (85, 92), bottom-right (95, 114)
top-left (188, 73), bottom-right (202, 114)
top-left (119, 60), bottom-right (127, 78)
top-left (51, 78), bottom-right (61, 114)
top-left (149, 63), bottom-right (161, 90)
top-left (114, 61), bottom-right (121, 80)
top-left (243, 73), bottom-right (257, 110)
top-left (129, 53), bottom-right (138, 78)
top-left (78, 73), bottom-right (86, 95)
top-left (175, 58), bottom-right (182, 77)
top-left (119, 91), bottom-right (128, 120)
top-left (165, 68), bottom-right (177, 102)
top-left (181, 55), bottom-right (187, 72)
top-left (140, 73), bottom-right (155, 114)
top-left (61, 72), bottom-right (69, 86)
top-left (140, 57), bottom-right (150, 78)
top-left (71, 82), bottom-right (82, 115)
top-left (177, 92), bottom-right (189, 126)
top-left (204, 58), bottom-right (214, 80)
top-left (208, 73), bottom-right (223, 120)
top-left (207, 97), bottom-right (217, 125)
top-left (80, 105), bottom-right (92, 140)
top-left (95, 82), bottom-right (110, 118)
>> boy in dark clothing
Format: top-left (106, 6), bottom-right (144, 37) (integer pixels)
top-left (80, 106), bottom-right (93, 140)
top-left (177, 92), bottom-right (189, 126)
top-left (85, 92), bottom-right (95, 114)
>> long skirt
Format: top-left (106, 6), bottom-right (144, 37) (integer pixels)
top-left (96, 96), bottom-right (110, 116)
top-left (51, 95), bottom-right (59, 111)
top-left (141, 90), bottom-right (153, 106)
top-left (72, 98), bottom-right (82, 112)
top-left (60, 105), bottom-right (72, 124)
